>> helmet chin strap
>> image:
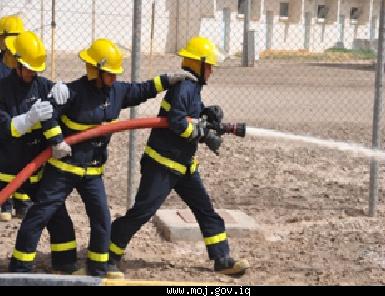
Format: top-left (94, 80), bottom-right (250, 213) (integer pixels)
top-left (96, 68), bottom-right (106, 88)
top-left (199, 57), bottom-right (206, 85)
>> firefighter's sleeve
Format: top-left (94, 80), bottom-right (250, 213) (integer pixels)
top-left (40, 82), bottom-right (74, 145)
top-left (167, 88), bottom-right (194, 140)
top-left (121, 75), bottom-right (170, 108)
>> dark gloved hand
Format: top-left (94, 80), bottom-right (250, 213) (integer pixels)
top-left (204, 130), bottom-right (223, 156)
top-left (201, 105), bottom-right (224, 127)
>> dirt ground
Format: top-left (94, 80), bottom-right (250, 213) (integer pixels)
top-left (1, 59), bottom-right (385, 285)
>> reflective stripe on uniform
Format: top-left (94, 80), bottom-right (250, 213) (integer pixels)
top-left (48, 158), bottom-right (104, 176)
top-left (12, 249), bottom-right (36, 262)
top-left (154, 76), bottom-right (164, 93)
top-left (144, 146), bottom-right (199, 175)
top-left (109, 243), bottom-right (125, 256)
top-left (204, 232), bottom-right (227, 246)
top-left (160, 99), bottom-right (171, 112)
top-left (10, 119), bottom-right (22, 137)
top-left (13, 192), bottom-right (30, 201)
top-left (51, 240), bottom-right (77, 252)
top-left (0, 170), bottom-right (43, 184)
top-left (87, 250), bottom-right (109, 262)
top-left (43, 126), bottom-right (62, 139)
top-left (190, 158), bottom-right (199, 174)
top-left (29, 170), bottom-right (43, 183)
top-left (10, 120), bottom-right (42, 138)
top-left (61, 115), bottom-right (96, 131)
top-left (144, 146), bottom-right (187, 175)
top-left (180, 122), bottom-right (193, 138)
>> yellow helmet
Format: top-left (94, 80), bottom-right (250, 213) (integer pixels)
top-left (178, 36), bottom-right (218, 65)
top-left (5, 31), bottom-right (46, 72)
top-left (79, 38), bottom-right (123, 74)
top-left (0, 16), bottom-right (7, 34)
top-left (0, 15), bottom-right (24, 36)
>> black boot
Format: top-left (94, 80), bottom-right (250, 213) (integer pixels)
top-left (52, 263), bottom-right (78, 275)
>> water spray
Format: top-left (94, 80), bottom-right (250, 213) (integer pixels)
top-left (245, 126), bottom-right (385, 161)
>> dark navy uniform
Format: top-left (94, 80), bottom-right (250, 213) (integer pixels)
top-left (0, 54), bottom-right (16, 214)
top-left (0, 52), bottom-right (11, 79)
top-left (109, 73), bottom-right (230, 264)
top-left (10, 75), bottom-right (170, 276)
top-left (1, 70), bottom-right (76, 271)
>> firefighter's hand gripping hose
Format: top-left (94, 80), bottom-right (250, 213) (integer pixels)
top-left (0, 117), bottom-right (246, 205)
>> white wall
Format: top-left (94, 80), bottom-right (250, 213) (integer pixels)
top-left (0, 0), bottom-right (380, 56)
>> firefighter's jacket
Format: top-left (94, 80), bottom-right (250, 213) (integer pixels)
top-left (46, 75), bottom-right (170, 174)
top-left (144, 75), bottom-right (204, 175)
top-left (0, 70), bottom-right (58, 178)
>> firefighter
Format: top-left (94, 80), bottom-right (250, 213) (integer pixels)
top-left (0, 15), bottom-right (16, 79)
top-left (108, 36), bottom-right (249, 276)
top-left (1, 30), bottom-right (78, 274)
top-left (0, 15), bottom-right (25, 221)
top-left (9, 38), bottom-right (197, 278)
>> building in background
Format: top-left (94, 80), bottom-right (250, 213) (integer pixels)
top-left (0, 0), bottom-right (380, 57)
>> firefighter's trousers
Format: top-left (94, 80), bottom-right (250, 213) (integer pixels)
top-left (9, 164), bottom-right (110, 276)
top-left (110, 158), bottom-right (230, 262)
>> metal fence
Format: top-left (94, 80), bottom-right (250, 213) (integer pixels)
top-left (1, 0), bottom-right (384, 212)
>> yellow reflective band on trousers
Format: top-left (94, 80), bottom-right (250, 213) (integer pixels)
top-left (154, 76), bottom-right (164, 93)
top-left (43, 126), bottom-right (62, 139)
top-left (109, 243), bottom-right (125, 256)
top-left (12, 249), bottom-right (36, 262)
top-left (180, 122), bottom-right (193, 138)
top-left (87, 250), bottom-right (109, 262)
top-left (61, 115), bottom-right (96, 131)
top-left (10, 120), bottom-right (42, 137)
top-left (204, 232), bottom-right (227, 246)
top-left (144, 146), bottom-right (187, 175)
top-left (51, 240), bottom-right (77, 252)
top-left (0, 170), bottom-right (42, 184)
top-left (13, 192), bottom-right (30, 201)
top-left (48, 158), bottom-right (105, 176)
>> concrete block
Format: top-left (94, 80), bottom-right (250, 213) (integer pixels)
top-left (0, 274), bottom-right (101, 286)
top-left (153, 209), bottom-right (263, 242)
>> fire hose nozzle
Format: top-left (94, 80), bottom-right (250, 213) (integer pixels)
top-left (217, 122), bottom-right (246, 137)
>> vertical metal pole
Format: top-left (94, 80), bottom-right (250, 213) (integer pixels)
top-left (369, 0), bottom-right (385, 217)
top-left (223, 7), bottom-right (231, 55)
top-left (92, 0), bottom-right (96, 42)
top-left (175, 0), bottom-right (179, 52)
top-left (50, 0), bottom-right (56, 81)
top-left (242, 0), bottom-right (251, 66)
top-left (266, 11), bottom-right (273, 50)
top-left (149, 1), bottom-right (155, 77)
top-left (127, 0), bottom-right (142, 209)
top-left (40, 0), bottom-right (44, 41)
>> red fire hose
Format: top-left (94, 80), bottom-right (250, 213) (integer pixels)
top-left (0, 117), bottom-right (169, 205)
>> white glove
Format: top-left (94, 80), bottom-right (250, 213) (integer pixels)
top-left (49, 81), bottom-right (69, 105)
top-left (167, 70), bottom-right (197, 85)
top-left (52, 141), bottom-right (72, 159)
top-left (12, 99), bottom-right (53, 135)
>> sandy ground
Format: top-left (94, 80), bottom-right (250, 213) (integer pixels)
top-left (1, 59), bottom-right (385, 285)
